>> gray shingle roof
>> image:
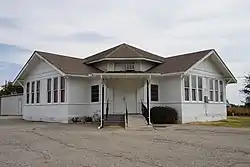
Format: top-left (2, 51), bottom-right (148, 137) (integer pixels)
top-left (83, 43), bottom-right (165, 63)
top-left (148, 49), bottom-right (213, 74)
top-left (37, 51), bottom-right (102, 75)
top-left (36, 46), bottom-right (213, 76)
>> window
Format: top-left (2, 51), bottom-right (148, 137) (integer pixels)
top-left (215, 80), bottom-right (219, 102)
top-left (209, 79), bottom-right (214, 101)
top-left (198, 76), bottom-right (203, 101)
top-left (184, 75), bottom-right (190, 101)
top-left (31, 81), bottom-right (35, 104)
top-left (60, 77), bottom-right (65, 102)
top-left (220, 81), bottom-right (224, 102)
top-left (26, 82), bottom-right (30, 104)
top-left (53, 77), bottom-right (58, 103)
top-left (125, 63), bottom-right (135, 71)
top-left (91, 85), bottom-right (99, 102)
top-left (36, 80), bottom-right (40, 103)
top-left (151, 84), bottom-right (159, 101)
top-left (191, 76), bottom-right (197, 101)
top-left (47, 78), bottom-right (52, 103)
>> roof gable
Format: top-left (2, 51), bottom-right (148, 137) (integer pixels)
top-left (185, 50), bottom-right (237, 83)
top-left (148, 49), bottom-right (212, 74)
top-left (83, 43), bottom-right (165, 63)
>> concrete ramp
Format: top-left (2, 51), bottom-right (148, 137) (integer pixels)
top-left (127, 114), bottom-right (153, 130)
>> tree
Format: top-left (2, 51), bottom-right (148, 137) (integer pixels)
top-left (240, 74), bottom-right (250, 106)
top-left (0, 81), bottom-right (23, 96)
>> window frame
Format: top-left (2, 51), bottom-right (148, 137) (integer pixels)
top-left (31, 81), bottom-right (35, 104)
top-left (184, 75), bottom-right (190, 101)
top-left (215, 80), bottom-right (219, 102)
top-left (91, 85), bottom-right (99, 103)
top-left (26, 82), bottom-right (30, 104)
top-left (209, 79), bottom-right (214, 101)
top-left (36, 80), bottom-right (40, 103)
top-left (60, 77), bottom-right (66, 103)
top-left (47, 78), bottom-right (52, 103)
top-left (191, 75), bottom-right (197, 101)
top-left (53, 77), bottom-right (58, 103)
top-left (198, 76), bottom-right (203, 102)
top-left (219, 80), bottom-right (224, 102)
top-left (151, 84), bottom-right (159, 101)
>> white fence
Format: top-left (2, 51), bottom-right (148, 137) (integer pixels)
top-left (0, 94), bottom-right (23, 116)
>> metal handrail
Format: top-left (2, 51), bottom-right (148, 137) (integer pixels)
top-left (105, 99), bottom-right (109, 120)
top-left (141, 101), bottom-right (149, 124)
top-left (123, 97), bottom-right (128, 126)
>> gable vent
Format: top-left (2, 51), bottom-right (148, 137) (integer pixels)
top-left (124, 63), bottom-right (135, 71)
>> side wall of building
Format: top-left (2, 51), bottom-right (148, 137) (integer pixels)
top-left (23, 59), bottom-right (68, 123)
top-left (67, 77), bottom-right (102, 119)
top-left (149, 76), bottom-right (183, 122)
top-left (0, 95), bottom-right (23, 116)
top-left (181, 57), bottom-right (227, 123)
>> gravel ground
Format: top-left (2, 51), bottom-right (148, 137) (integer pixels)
top-left (0, 118), bottom-right (250, 167)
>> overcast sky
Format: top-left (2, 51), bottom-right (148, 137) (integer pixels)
top-left (0, 0), bottom-right (249, 104)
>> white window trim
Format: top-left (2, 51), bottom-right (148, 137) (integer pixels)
top-left (47, 78), bottom-right (52, 104)
top-left (214, 80), bottom-right (219, 102)
top-left (209, 79), bottom-right (214, 102)
top-left (184, 75), bottom-right (190, 101)
top-left (191, 75), bottom-right (197, 102)
top-left (26, 82), bottom-right (30, 104)
top-left (197, 76), bottom-right (203, 102)
top-left (60, 76), bottom-right (66, 103)
top-left (36, 80), bottom-right (40, 104)
top-left (219, 80), bottom-right (225, 103)
top-left (91, 84), bottom-right (100, 103)
top-left (53, 77), bottom-right (59, 103)
top-left (31, 81), bottom-right (35, 104)
top-left (151, 84), bottom-right (159, 102)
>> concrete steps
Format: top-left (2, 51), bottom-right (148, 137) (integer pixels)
top-left (103, 114), bottom-right (125, 127)
top-left (126, 114), bottom-right (153, 130)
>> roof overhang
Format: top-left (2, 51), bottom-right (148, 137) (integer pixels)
top-left (65, 72), bottom-right (184, 78)
top-left (184, 50), bottom-right (237, 84)
top-left (85, 58), bottom-right (163, 64)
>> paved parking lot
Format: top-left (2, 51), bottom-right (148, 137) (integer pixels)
top-left (0, 118), bottom-right (250, 167)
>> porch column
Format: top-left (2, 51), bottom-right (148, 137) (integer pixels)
top-left (99, 76), bottom-right (105, 129)
top-left (147, 76), bottom-right (152, 125)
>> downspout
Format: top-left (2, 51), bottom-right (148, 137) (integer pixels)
top-left (98, 75), bottom-right (104, 129)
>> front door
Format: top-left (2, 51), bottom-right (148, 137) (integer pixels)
top-left (113, 79), bottom-right (137, 114)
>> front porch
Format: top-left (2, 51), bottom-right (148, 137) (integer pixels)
top-left (97, 73), bottom-right (156, 128)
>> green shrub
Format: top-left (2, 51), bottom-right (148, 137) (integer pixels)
top-left (150, 106), bottom-right (178, 124)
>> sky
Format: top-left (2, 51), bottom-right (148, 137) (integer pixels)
top-left (0, 0), bottom-right (249, 104)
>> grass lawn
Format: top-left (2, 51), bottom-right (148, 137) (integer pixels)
top-left (190, 116), bottom-right (250, 128)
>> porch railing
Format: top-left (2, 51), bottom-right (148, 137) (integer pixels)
top-left (105, 99), bottom-right (109, 120)
top-left (141, 101), bottom-right (149, 124)
top-left (124, 99), bottom-right (128, 126)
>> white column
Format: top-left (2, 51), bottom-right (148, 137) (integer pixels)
top-left (98, 76), bottom-right (104, 129)
top-left (148, 75), bottom-right (152, 125)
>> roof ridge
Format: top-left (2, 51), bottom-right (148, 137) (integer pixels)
top-left (165, 49), bottom-right (214, 59)
top-left (125, 44), bottom-right (144, 58)
top-left (105, 43), bottom-right (124, 58)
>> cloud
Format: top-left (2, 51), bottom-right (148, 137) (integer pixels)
top-left (0, 0), bottom-right (249, 104)
top-left (0, 61), bottom-right (22, 85)
top-left (0, 43), bottom-right (31, 64)
top-left (52, 31), bottom-right (114, 43)
top-left (0, 17), bottom-right (19, 29)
